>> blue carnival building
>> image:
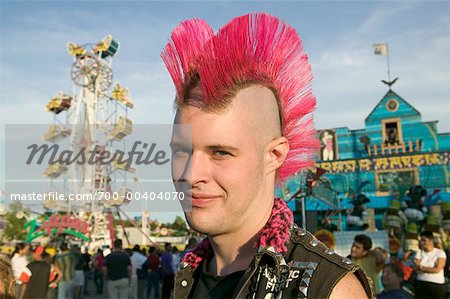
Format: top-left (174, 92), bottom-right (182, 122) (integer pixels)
top-left (279, 89), bottom-right (450, 231)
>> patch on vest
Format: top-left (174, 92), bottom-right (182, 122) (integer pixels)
top-left (251, 262), bottom-right (318, 299)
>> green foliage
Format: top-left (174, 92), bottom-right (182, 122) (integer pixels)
top-left (172, 230), bottom-right (187, 237)
top-left (149, 221), bottom-right (158, 231)
top-left (170, 216), bottom-right (187, 232)
top-left (3, 202), bottom-right (28, 241)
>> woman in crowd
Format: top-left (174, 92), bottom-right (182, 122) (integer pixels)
top-left (72, 246), bottom-right (85, 299)
top-left (414, 230), bottom-right (447, 298)
top-left (44, 251), bottom-right (62, 299)
top-left (10, 243), bottom-right (30, 298)
top-left (92, 248), bottom-right (104, 295)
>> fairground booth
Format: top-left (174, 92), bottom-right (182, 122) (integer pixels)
top-left (277, 88), bottom-right (450, 235)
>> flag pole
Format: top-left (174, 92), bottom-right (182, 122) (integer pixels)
top-left (386, 44), bottom-right (391, 82)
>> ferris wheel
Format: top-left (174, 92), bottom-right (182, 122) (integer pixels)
top-left (42, 35), bottom-right (136, 248)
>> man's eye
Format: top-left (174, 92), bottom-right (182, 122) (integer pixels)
top-left (213, 151), bottom-right (231, 157)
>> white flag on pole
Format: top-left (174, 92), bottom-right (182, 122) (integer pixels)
top-left (373, 43), bottom-right (389, 56)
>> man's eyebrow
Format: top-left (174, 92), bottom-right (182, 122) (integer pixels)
top-left (169, 142), bottom-right (240, 152)
top-left (207, 145), bottom-right (240, 152)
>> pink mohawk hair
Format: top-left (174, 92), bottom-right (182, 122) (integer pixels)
top-left (161, 13), bottom-right (320, 182)
top-left (161, 19), bottom-right (214, 98)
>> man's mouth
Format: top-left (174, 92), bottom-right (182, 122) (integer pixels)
top-left (189, 193), bottom-right (221, 207)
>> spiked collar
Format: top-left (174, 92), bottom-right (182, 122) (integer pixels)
top-left (181, 197), bottom-right (293, 270)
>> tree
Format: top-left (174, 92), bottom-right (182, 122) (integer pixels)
top-left (170, 216), bottom-right (187, 232)
top-left (149, 220), bottom-right (159, 231)
top-left (3, 202), bottom-right (28, 241)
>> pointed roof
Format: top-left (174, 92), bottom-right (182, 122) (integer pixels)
top-left (365, 89), bottom-right (421, 123)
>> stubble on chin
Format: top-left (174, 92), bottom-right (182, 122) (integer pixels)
top-left (184, 210), bottom-right (226, 236)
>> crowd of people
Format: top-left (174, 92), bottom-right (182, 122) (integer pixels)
top-left (2, 230), bottom-right (450, 299)
top-left (347, 231), bottom-right (449, 299)
top-left (328, 183), bottom-right (450, 299)
top-left (0, 237), bottom-right (199, 299)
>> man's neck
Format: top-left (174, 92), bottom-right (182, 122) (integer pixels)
top-left (207, 232), bottom-right (258, 276)
top-left (207, 197), bottom-right (273, 276)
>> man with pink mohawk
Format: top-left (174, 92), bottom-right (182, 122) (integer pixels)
top-left (163, 13), bottom-right (373, 298)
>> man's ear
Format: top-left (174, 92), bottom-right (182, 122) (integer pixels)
top-left (266, 136), bottom-right (289, 173)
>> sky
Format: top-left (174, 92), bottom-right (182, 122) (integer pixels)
top-left (0, 1), bottom-right (449, 222)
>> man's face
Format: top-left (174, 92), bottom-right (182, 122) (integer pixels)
top-left (381, 266), bottom-right (401, 289)
top-left (350, 241), bottom-right (368, 259)
top-left (31, 252), bottom-right (41, 261)
top-left (22, 245), bottom-right (30, 255)
top-left (419, 236), bottom-right (434, 250)
top-left (171, 85), bottom-right (284, 237)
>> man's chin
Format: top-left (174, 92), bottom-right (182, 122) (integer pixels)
top-left (184, 212), bottom-right (220, 236)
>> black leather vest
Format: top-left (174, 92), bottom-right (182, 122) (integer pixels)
top-left (174, 226), bottom-right (374, 299)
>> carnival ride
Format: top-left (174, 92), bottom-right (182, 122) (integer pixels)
top-left (40, 35), bottom-right (149, 249)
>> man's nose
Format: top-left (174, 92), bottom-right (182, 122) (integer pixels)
top-left (184, 152), bottom-right (210, 185)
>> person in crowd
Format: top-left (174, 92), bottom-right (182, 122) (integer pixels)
top-left (81, 247), bottom-right (91, 296)
top-left (349, 234), bottom-right (387, 294)
top-left (125, 248), bottom-right (132, 257)
top-left (160, 243), bottom-right (173, 299)
top-left (92, 248), bottom-right (104, 295)
top-left (163, 12), bottom-right (372, 299)
top-left (104, 239), bottom-right (131, 299)
top-left (377, 263), bottom-right (411, 299)
top-left (11, 243), bottom-right (30, 299)
top-left (54, 243), bottom-right (75, 299)
top-left (171, 246), bottom-right (181, 273)
top-left (22, 246), bottom-right (61, 299)
top-left (413, 230), bottom-right (447, 299)
top-left (71, 245), bottom-right (84, 299)
top-left (137, 247), bottom-right (149, 299)
top-left (43, 251), bottom-right (62, 299)
top-left (146, 246), bottom-right (160, 299)
top-left (130, 245), bottom-right (148, 299)
top-left (0, 253), bottom-right (15, 299)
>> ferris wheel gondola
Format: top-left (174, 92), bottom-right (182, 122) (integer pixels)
top-left (93, 35), bottom-right (119, 59)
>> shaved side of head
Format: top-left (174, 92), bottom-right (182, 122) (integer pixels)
top-left (229, 85), bottom-right (282, 148)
